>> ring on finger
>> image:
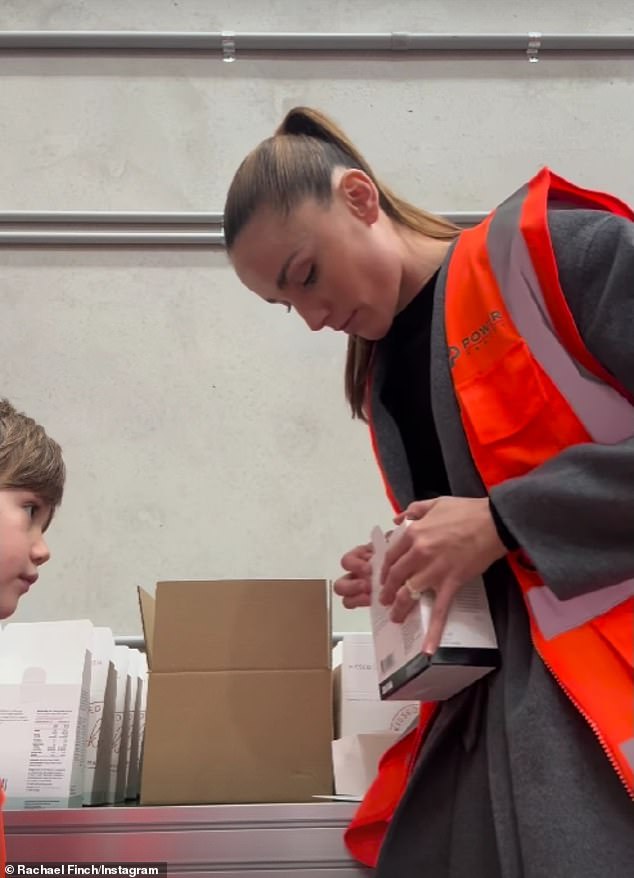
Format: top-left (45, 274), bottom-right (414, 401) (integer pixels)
top-left (405, 580), bottom-right (422, 601)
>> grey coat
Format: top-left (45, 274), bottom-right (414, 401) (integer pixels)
top-left (371, 208), bottom-right (634, 878)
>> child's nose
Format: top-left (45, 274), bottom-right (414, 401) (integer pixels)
top-left (32, 536), bottom-right (51, 566)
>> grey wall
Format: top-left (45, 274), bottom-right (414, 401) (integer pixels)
top-left (1, 1), bottom-right (633, 633)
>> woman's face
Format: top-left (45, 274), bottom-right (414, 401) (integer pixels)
top-left (230, 170), bottom-right (405, 340)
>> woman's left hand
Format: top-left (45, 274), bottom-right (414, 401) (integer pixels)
top-left (379, 496), bottom-right (507, 653)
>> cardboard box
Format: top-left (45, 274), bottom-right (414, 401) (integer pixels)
top-left (83, 626), bottom-right (117, 805)
top-left (332, 635), bottom-right (418, 737)
top-left (139, 580), bottom-right (333, 805)
top-left (0, 620), bottom-right (92, 809)
top-left (107, 646), bottom-right (131, 804)
top-left (332, 732), bottom-right (400, 798)
top-left (370, 524), bottom-right (500, 701)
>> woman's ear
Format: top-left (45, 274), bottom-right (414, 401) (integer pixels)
top-left (338, 169), bottom-right (380, 225)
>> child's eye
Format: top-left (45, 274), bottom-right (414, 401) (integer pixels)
top-left (23, 497), bottom-right (44, 518)
top-left (302, 265), bottom-right (317, 287)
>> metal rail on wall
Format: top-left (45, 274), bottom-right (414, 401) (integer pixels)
top-left (0, 29), bottom-right (630, 245)
top-left (115, 632), bottom-right (353, 650)
top-left (0, 30), bottom-right (633, 54)
top-left (0, 211), bottom-right (485, 246)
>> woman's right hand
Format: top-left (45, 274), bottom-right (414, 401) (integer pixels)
top-left (333, 543), bottom-right (373, 609)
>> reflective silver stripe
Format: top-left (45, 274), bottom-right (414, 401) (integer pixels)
top-left (486, 187), bottom-right (634, 638)
top-left (621, 738), bottom-right (634, 772)
top-left (526, 579), bottom-right (634, 641)
top-left (488, 191), bottom-right (634, 444)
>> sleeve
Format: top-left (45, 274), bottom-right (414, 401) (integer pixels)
top-left (488, 209), bottom-right (634, 600)
top-left (489, 499), bottom-right (519, 551)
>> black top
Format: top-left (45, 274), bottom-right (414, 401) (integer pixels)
top-left (380, 272), bottom-right (518, 549)
top-left (380, 272), bottom-right (451, 500)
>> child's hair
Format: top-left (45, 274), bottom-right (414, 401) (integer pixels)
top-left (0, 399), bottom-right (65, 508)
top-left (224, 106), bottom-right (460, 420)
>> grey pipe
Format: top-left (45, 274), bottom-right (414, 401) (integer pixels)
top-left (115, 632), bottom-right (349, 650)
top-left (0, 31), bottom-right (633, 54)
top-left (0, 211), bottom-right (482, 227)
top-left (115, 635), bottom-right (146, 649)
top-left (0, 211), bottom-right (483, 245)
top-left (0, 230), bottom-right (226, 245)
top-left (438, 212), bottom-right (486, 227)
top-left (0, 211), bottom-right (224, 225)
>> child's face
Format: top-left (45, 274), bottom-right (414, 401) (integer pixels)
top-left (0, 488), bottom-right (52, 619)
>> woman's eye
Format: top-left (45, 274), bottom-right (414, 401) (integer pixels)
top-left (302, 265), bottom-right (317, 287)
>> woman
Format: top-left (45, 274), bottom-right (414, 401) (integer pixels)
top-left (224, 107), bottom-right (633, 877)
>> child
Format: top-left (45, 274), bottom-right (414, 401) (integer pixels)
top-left (0, 398), bottom-right (66, 870)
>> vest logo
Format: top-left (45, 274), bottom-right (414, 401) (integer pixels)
top-left (448, 345), bottom-right (461, 368)
top-left (449, 310), bottom-right (504, 367)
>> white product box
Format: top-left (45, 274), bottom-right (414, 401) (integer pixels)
top-left (107, 646), bottom-right (131, 804)
top-left (370, 523), bottom-right (500, 702)
top-left (121, 649), bottom-right (139, 800)
top-left (124, 649), bottom-right (146, 800)
top-left (83, 627), bottom-right (117, 805)
top-left (333, 635), bottom-right (418, 737)
top-left (132, 652), bottom-right (148, 799)
top-left (332, 732), bottom-right (400, 798)
top-left (0, 620), bottom-right (93, 809)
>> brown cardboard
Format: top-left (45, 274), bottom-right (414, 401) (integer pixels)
top-left (138, 579), bottom-right (333, 805)
top-left (140, 669), bottom-right (333, 804)
top-left (150, 579), bottom-right (330, 672)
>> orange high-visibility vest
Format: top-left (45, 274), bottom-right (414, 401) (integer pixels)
top-left (345, 168), bottom-right (634, 869)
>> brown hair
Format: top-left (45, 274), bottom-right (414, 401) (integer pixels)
top-left (224, 107), bottom-right (460, 420)
top-left (0, 399), bottom-right (65, 509)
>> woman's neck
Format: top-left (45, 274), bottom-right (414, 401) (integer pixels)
top-left (396, 226), bottom-right (455, 313)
